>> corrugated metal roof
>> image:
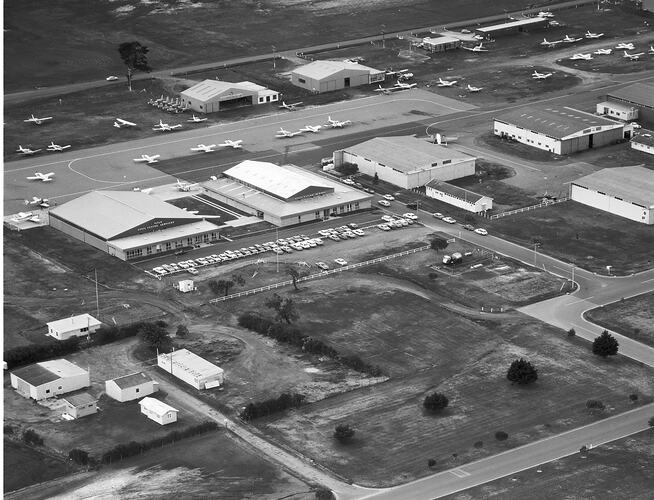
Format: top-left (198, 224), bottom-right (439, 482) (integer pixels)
top-left (11, 364), bottom-right (61, 386)
top-left (47, 314), bottom-right (100, 333)
top-left (572, 166), bottom-right (654, 207)
top-left (139, 397), bottom-right (178, 416)
top-left (292, 60), bottom-right (380, 80)
top-left (109, 372), bottom-right (154, 390)
top-left (63, 392), bottom-right (97, 407)
top-left (50, 191), bottom-right (202, 240)
top-left (158, 349), bottom-right (223, 379)
top-left (181, 80), bottom-right (263, 101)
top-left (426, 180), bottom-right (490, 203)
top-left (631, 130), bottom-right (654, 147)
top-left (343, 136), bottom-right (475, 173)
top-left (477, 17), bottom-right (548, 33)
top-left (495, 106), bottom-right (623, 140)
top-left (108, 220), bottom-right (220, 250)
top-left (608, 82), bottom-right (654, 109)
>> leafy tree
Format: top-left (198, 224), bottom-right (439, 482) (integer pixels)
top-left (427, 458), bottom-right (436, 467)
top-left (287, 267), bottom-right (300, 291)
top-left (373, 172), bottom-right (379, 185)
top-left (629, 394), bottom-right (639, 404)
top-left (430, 237), bottom-right (448, 253)
top-left (22, 429), bottom-right (44, 446)
top-left (232, 274), bottom-right (245, 287)
top-left (214, 279), bottom-right (234, 297)
top-left (335, 162), bottom-right (358, 176)
top-left (265, 293), bottom-right (299, 324)
top-left (423, 392), bottom-right (449, 411)
top-left (4, 425), bottom-right (14, 435)
top-left (176, 325), bottom-right (189, 338)
top-left (333, 424), bottom-right (355, 442)
top-left (586, 399), bottom-right (605, 411)
top-left (567, 328), bottom-right (576, 337)
top-left (208, 280), bottom-right (221, 295)
top-left (495, 431), bottom-right (508, 441)
top-left (592, 330), bottom-right (619, 358)
top-left (69, 448), bottom-right (90, 465)
top-left (314, 486), bottom-right (335, 500)
top-left (138, 322), bottom-right (171, 350)
top-left (118, 41), bottom-right (151, 91)
top-left (506, 358), bottom-right (538, 385)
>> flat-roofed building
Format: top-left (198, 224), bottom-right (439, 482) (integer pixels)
top-left (62, 392), bottom-right (98, 419)
top-left (10, 359), bottom-right (90, 400)
top-left (157, 349), bottom-right (224, 390)
top-left (139, 397), bottom-right (178, 425)
top-left (105, 372), bottom-right (159, 402)
top-left (494, 106), bottom-right (625, 155)
top-left (475, 17), bottom-right (549, 38)
top-left (606, 82), bottom-right (654, 123)
top-left (203, 161), bottom-right (373, 226)
top-left (631, 131), bottom-right (654, 156)
top-left (425, 181), bottom-right (493, 213)
top-left (596, 100), bottom-right (639, 122)
top-left (290, 60), bottom-right (385, 93)
top-left (46, 314), bottom-right (101, 341)
top-left (49, 191), bottom-right (220, 261)
top-left (334, 136), bottom-right (476, 189)
top-left (570, 166), bottom-right (654, 225)
top-left (419, 36), bottom-right (462, 52)
top-left (180, 80), bottom-right (279, 113)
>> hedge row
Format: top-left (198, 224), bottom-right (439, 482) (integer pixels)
top-left (240, 392), bottom-right (306, 421)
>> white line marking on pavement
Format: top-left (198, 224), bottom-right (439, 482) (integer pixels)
top-left (450, 468), bottom-right (471, 478)
top-left (565, 297), bottom-right (593, 306)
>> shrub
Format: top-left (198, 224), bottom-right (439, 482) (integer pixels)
top-left (629, 394), bottom-right (639, 403)
top-left (423, 392), bottom-right (449, 412)
top-left (240, 393), bottom-right (305, 421)
top-left (567, 328), bottom-right (576, 337)
top-left (473, 440), bottom-right (483, 449)
top-left (495, 431), bottom-right (509, 441)
top-left (176, 325), bottom-right (189, 338)
top-left (4, 425), bottom-right (15, 435)
top-left (592, 330), bottom-right (619, 358)
top-left (586, 399), bottom-right (605, 411)
top-left (649, 416), bottom-right (654, 428)
top-left (507, 358), bottom-right (538, 385)
top-left (334, 424), bottom-right (355, 442)
top-left (22, 429), bottom-right (44, 446)
top-left (427, 458), bottom-right (436, 467)
top-left (69, 448), bottom-right (90, 465)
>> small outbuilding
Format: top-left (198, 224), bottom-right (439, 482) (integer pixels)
top-left (105, 372), bottom-right (159, 402)
top-left (290, 60), bottom-right (385, 93)
top-left (10, 359), bottom-right (91, 400)
top-left (180, 79), bottom-right (279, 114)
top-left (175, 279), bottom-right (196, 293)
top-left (157, 349), bottom-right (224, 390)
top-left (139, 397), bottom-right (178, 425)
top-left (47, 314), bottom-right (101, 341)
top-left (419, 36), bottom-right (462, 52)
top-left (631, 131), bottom-right (654, 156)
top-left (425, 181), bottom-right (493, 213)
top-left (62, 392), bottom-right (98, 419)
top-left (596, 101), bottom-right (639, 122)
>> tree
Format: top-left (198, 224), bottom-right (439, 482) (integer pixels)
top-left (232, 274), bottom-right (245, 287)
top-left (335, 162), bottom-right (358, 176)
top-left (69, 448), bottom-right (90, 465)
top-left (22, 429), bottom-right (44, 446)
top-left (648, 416), bottom-right (654, 428)
top-left (506, 358), bottom-right (538, 385)
top-left (287, 267), bottom-right (300, 291)
top-left (586, 399), bottom-right (605, 411)
top-left (373, 172), bottom-right (379, 185)
top-left (265, 293), bottom-right (299, 324)
top-left (118, 41), bottom-right (151, 91)
top-left (334, 424), bottom-right (355, 442)
top-left (213, 279), bottom-right (234, 297)
top-left (176, 325), bottom-right (189, 338)
top-left (592, 330), bottom-right (619, 358)
top-left (138, 322), bottom-right (171, 350)
top-left (495, 431), bottom-right (508, 441)
top-left (423, 392), bottom-right (449, 411)
top-left (430, 237), bottom-right (448, 253)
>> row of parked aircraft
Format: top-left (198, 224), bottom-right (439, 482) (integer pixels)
top-left (540, 31), bottom-right (605, 47)
top-left (275, 116), bottom-right (352, 138)
top-left (374, 80), bottom-right (418, 93)
top-left (569, 44), bottom-right (653, 61)
top-left (433, 78), bottom-right (483, 92)
top-left (16, 142), bottom-right (71, 156)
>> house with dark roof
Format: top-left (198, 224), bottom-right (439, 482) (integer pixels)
top-left (180, 80), bottom-right (279, 113)
top-left (10, 359), bottom-right (90, 400)
top-left (631, 130), bottom-right (654, 156)
top-left (425, 180), bottom-right (493, 213)
top-left (105, 372), bottom-right (159, 402)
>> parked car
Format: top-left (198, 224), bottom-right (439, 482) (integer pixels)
top-left (106, 75), bottom-right (119, 81)
top-left (383, 194), bottom-right (395, 201)
top-left (329, 234), bottom-right (341, 242)
top-left (187, 267), bottom-right (199, 275)
top-left (315, 261), bottom-right (330, 270)
top-left (353, 229), bottom-right (365, 236)
top-left (381, 215), bottom-right (395, 222)
top-left (405, 202), bottom-right (418, 209)
top-left (378, 224), bottom-right (391, 231)
top-left (463, 224), bottom-right (475, 231)
top-left (378, 199), bottom-right (391, 207)
top-left (432, 212), bottom-right (444, 219)
top-left (474, 228), bottom-right (488, 236)
top-left (348, 222), bottom-right (358, 229)
top-left (334, 258), bottom-right (348, 266)
top-left (402, 212), bottom-right (418, 220)
top-left (442, 216), bottom-right (456, 224)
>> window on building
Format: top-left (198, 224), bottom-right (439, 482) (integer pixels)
top-left (443, 160), bottom-right (451, 165)
top-left (46, 389), bottom-right (50, 394)
top-left (315, 211), bottom-right (320, 218)
top-left (354, 202), bottom-right (359, 209)
top-left (203, 234), bottom-right (209, 242)
top-left (146, 246), bottom-right (153, 255)
top-left (80, 327), bottom-right (88, 333)
top-left (136, 388), bottom-right (139, 393)
top-left (165, 242), bottom-right (172, 250)
top-left (299, 78), bottom-right (306, 84)
top-left (58, 386), bottom-right (62, 390)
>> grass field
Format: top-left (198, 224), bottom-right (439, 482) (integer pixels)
top-left (584, 292), bottom-right (654, 348)
top-left (3, 439), bottom-right (74, 493)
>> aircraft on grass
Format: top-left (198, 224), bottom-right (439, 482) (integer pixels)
top-left (562, 35), bottom-right (583, 43)
top-left (615, 42), bottom-right (635, 50)
top-left (24, 114), bottom-right (52, 125)
top-left (46, 141), bottom-right (71, 152)
top-left (133, 154), bottom-right (161, 164)
top-left (570, 53), bottom-right (593, 60)
top-left (152, 120), bottom-right (182, 132)
top-left (437, 78), bottom-right (457, 87)
top-left (385, 69), bottom-right (411, 78)
top-left (394, 80), bottom-right (417, 89)
top-left (532, 70), bottom-right (553, 79)
top-left (218, 139), bottom-right (244, 149)
top-left (325, 116), bottom-right (352, 128)
top-left (275, 127), bottom-right (303, 138)
top-left (17, 145), bottom-right (42, 156)
top-left (462, 43), bottom-right (488, 52)
top-left (594, 48), bottom-right (612, 55)
top-left (190, 144), bottom-right (217, 153)
top-left (133, 187), bottom-right (153, 194)
top-left (299, 125), bottom-right (322, 133)
top-left (25, 197), bottom-right (50, 208)
top-left (585, 31), bottom-right (604, 39)
top-left (187, 115), bottom-right (207, 123)
top-left (26, 172), bottom-right (55, 182)
top-left (279, 101), bottom-right (303, 111)
top-left (12, 212), bottom-right (34, 222)
top-left (623, 51), bottom-right (645, 60)
top-left (176, 179), bottom-right (199, 192)
top-left (113, 118), bottom-right (137, 128)
top-left (466, 84), bottom-right (483, 92)
top-left (540, 38), bottom-right (562, 48)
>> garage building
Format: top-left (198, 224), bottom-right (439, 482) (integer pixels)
top-left (494, 106), bottom-right (625, 155)
top-left (62, 393), bottom-right (98, 419)
top-left (158, 349), bottom-right (224, 389)
top-left (290, 60), bottom-right (385, 93)
top-left (139, 397), bottom-right (178, 425)
top-left (180, 80), bottom-right (279, 113)
top-left (10, 359), bottom-right (91, 400)
top-left (570, 166), bottom-right (654, 225)
top-left (47, 313), bottom-right (101, 341)
top-left (204, 160), bottom-right (373, 227)
top-left (105, 372), bottom-right (159, 402)
top-left (49, 191), bottom-right (221, 261)
top-left (334, 136), bottom-right (476, 189)
top-left (425, 181), bottom-right (493, 213)
top-left (605, 82), bottom-right (654, 123)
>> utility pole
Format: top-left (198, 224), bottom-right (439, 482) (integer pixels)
top-left (94, 269), bottom-right (100, 319)
top-left (272, 45), bottom-right (276, 70)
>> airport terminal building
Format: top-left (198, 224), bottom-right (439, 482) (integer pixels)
top-left (49, 191), bottom-right (221, 261)
top-left (180, 79), bottom-right (279, 113)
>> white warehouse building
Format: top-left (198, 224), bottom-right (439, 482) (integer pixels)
top-left (570, 166), bottom-right (654, 225)
top-left (46, 314), bottom-right (102, 341)
top-left (10, 359), bottom-right (91, 400)
top-left (334, 136), bottom-right (476, 189)
top-left (425, 181), bottom-right (493, 213)
top-left (157, 349), bottom-right (224, 390)
top-left (139, 397), bottom-right (178, 426)
top-left (290, 60), bottom-right (385, 93)
top-left (180, 79), bottom-right (279, 113)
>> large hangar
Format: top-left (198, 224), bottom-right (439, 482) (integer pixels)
top-left (494, 106), bottom-right (625, 155)
top-left (180, 79), bottom-right (279, 113)
top-left (49, 191), bottom-right (221, 260)
top-left (204, 160), bottom-right (373, 227)
top-left (290, 60), bottom-right (385, 93)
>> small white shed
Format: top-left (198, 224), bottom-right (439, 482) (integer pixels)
top-left (139, 397), bottom-right (178, 425)
top-left (105, 372), bottom-right (159, 402)
top-left (62, 392), bottom-right (98, 419)
top-left (176, 280), bottom-right (195, 293)
top-left (47, 314), bottom-right (101, 341)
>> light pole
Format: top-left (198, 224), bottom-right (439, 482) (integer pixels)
top-left (381, 25), bottom-right (386, 48)
top-left (272, 45), bottom-right (276, 70)
top-left (533, 242), bottom-right (540, 265)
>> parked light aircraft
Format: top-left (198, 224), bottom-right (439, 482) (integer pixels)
top-left (28, 215), bottom-right (42, 223)
top-left (279, 101), bottom-right (303, 111)
top-left (398, 72), bottom-right (414, 80)
top-left (190, 144), bottom-right (217, 153)
top-left (133, 154), bottom-right (161, 164)
top-left (462, 43), bottom-right (488, 52)
top-left (26, 172), bottom-right (55, 182)
top-left (299, 125), bottom-right (322, 133)
top-left (275, 128), bottom-right (303, 138)
top-left (25, 197), bottom-right (50, 208)
top-left (594, 48), bottom-right (612, 55)
top-left (394, 80), bottom-right (417, 89)
top-left (46, 141), bottom-right (71, 152)
top-left (17, 145), bottom-right (42, 155)
top-left (24, 114), bottom-right (52, 125)
top-left (623, 51), bottom-right (645, 60)
top-left (466, 84), bottom-right (483, 92)
top-left (218, 139), bottom-right (244, 149)
top-left (563, 35), bottom-right (583, 43)
top-left (176, 179), bottom-right (199, 191)
top-left (570, 53), bottom-right (593, 60)
top-left (538, 11), bottom-right (555, 18)
top-left (540, 38), bottom-right (562, 48)
top-left (114, 118), bottom-right (137, 128)
top-left (434, 133), bottom-right (459, 145)
top-left (437, 78), bottom-right (458, 87)
top-left (532, 70), bottom-right (553, 79)
top-left (12, 212), bottom-right (34, 222)
top-left (152, 120), bottom-right (182, 132)
top-left (649, 46), bottom-right (654, 54)
top-left (187, 115), bottom-right (207, 123)
top-left (615, 42), bottom-right (635, 50)
top-left (585, 31), bottom-right (604, 39)
top-left (374, 85), bottom-right (395, 94)
top-left (133, 187), bottom-right (153, 194)
top-left (385, 69), bottom-right (410, 78)
top-left (326, 116), bottom-right (352, 128)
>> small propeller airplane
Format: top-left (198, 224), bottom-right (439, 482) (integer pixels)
top-left (133, 154), bottom-right (161, 164)
top-left (28, 214), bottom-right (42, 223)
top-left (113, 118), bottom-right (137, 128)
top-left (623, 51), bottom-right (645, 60)
top-left (537, 11), bottom-right (555, 18)
top-left (218, 139), bottom-right (244, 149)
top-left (394, 80), bottom-right (417, 89)
top-left (540, 38), bottom-right (562, 48)
top-left (570, 53), bottom-right (593, 60)
top-left (275, 127), bottom-right (303, 138)
top-left (176, 179), bottom-right (199, 192)
top-left (649, 45), bottom-right (654, 54)
top-left (462, 43), bottom-right (488, 52)
top-left (17, 145), bottom-right (42, 156)
top-left (437, 78), bottom-right (458, 87)
top-left (25, 196), bottom-right (50, 208)
top-left (152, 120), bottom-right (182, 132)
top-left (190, 144), bottom-right (217, 153)
top-left (299, 125), bottom-right (322, 133)
top-left (325, 116), bottom-right (352, 128)
top-left (385, 69), bottom-right (411, 78)
top-left (585, 31), bottom-right (604, 39)
top-left (374, 84), bottom-right (394, 94)
top-left (26, 172), bottom-right (55, 182)
top-left (594, 48), bottom-right (613, 55)
top-left (12, 212), bottom-right (34, 222)
top-left (466, 84), bottom-right (483, 92)
top-left (24, 114), bottom-right (53, 125)
top-left (46, 141), bottom-right (71, 152)
top-left (133, 187), bottom-right (153, 194)
top-left (615, 42), bottom-right (635, 50)
top-left (562, 35), bottom-right (583, 43)
top-left (532, 70), bottom-right (553, 79)
top-left (397, 71), bottom-right (414, 80)
top-left (434, 133), bottom-right (459, 145)
top-left (187, 115), bottom-right (207, 123)
top-left (279, 101), bottom-right (304, 111)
